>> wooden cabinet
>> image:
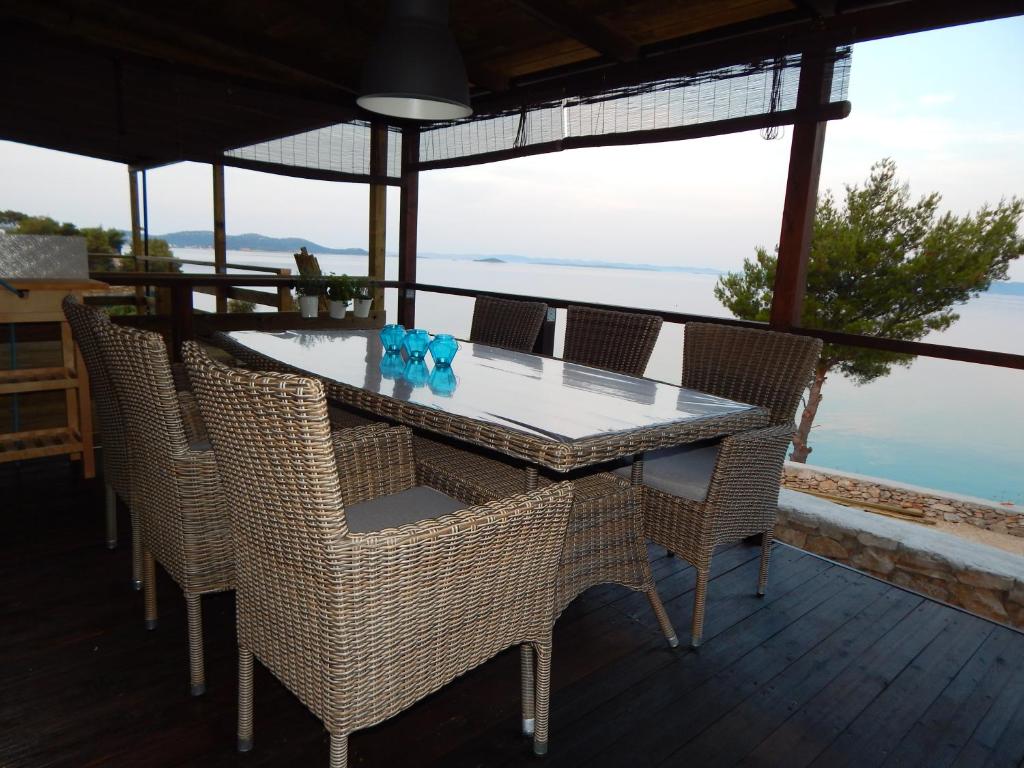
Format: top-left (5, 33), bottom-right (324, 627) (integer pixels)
top-left (0, 279), bottom-right (106, 477)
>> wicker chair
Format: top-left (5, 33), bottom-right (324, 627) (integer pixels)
top-left (209, 331), bottom-right (375, 429)
top-left (562, 305), bottom-right (662, 377)
top-left (62, 297), bottom-right (131, 555)
top-left (95, 322), bottom-right (234, 695)
top-left (469, 295), bottom-right (548, 352)
top-left (624, 323), bottom-right (823, 647)
top-left (182, 342), bottom-right (573, 766)
top-left (414, 437), bottom-right (678, 647)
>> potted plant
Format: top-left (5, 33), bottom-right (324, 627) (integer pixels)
top-left (294, 276), bottom-right (324, 319)
top-left (352, 277), bottom-right (373, 318)
top-left (326, 274), bottom-right (354, 319)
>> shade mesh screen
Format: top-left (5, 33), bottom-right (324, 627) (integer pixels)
top-left (225, 122), bottom-right (403, 178)
top-left (419, 49), bottom-right (851, 164)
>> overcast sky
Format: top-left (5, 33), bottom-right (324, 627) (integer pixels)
top-left (2, 16), bottom-right (1022, 279)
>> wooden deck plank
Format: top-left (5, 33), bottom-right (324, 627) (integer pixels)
top-left (2, 457), bottom-right (1023, 768)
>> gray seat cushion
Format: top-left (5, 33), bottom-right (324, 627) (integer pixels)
top-left (345, 485), bottom-right (465, 533)
top-left (614, 441), bottom-right (720, 502)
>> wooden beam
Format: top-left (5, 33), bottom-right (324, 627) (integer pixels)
top-left (414, 101), bottom-right (851, 172)
top-left (212, 163), bottom-right (227, 313)
top-left (397, 127), bottom-right (420, 328)
top-left (219, 155), bottom-right (401, 187)
top-left (470, 0), bottom-right (1024, 116)
top-left (509, 0), bottom-right (639, 62)
top-left (368, 123), bottom-right (388, 313)
top-left (769, 48), bottom-right (835, 329)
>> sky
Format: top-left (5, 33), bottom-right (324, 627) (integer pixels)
top-left (2, 16), bottom-right (1023, 279)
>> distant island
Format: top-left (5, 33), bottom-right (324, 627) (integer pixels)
top-left (474, 256), bottom-right (505, 263)
top-left (154, 230), bottom-right (367, 255)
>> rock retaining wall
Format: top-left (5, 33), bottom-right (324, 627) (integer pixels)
top-left (783, 463), bottom-right (1024, 538)
top-left (775, 490), bottom-right (1024, 630)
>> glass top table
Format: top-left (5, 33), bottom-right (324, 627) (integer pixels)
top-left (224, 330), bottom-right (769, 472)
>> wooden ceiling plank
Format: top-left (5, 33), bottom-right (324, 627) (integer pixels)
top-left (509, 0), bottom-right (640, 61)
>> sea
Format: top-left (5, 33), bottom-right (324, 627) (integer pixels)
top-left (174, 247), bottom-right (1024, 505)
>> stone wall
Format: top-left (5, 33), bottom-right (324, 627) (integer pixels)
top-left (775, 490), bottom-right (1024, 630)
top-left (783, 462), bottom-right (1024, 538)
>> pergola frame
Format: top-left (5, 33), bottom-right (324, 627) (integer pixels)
top-left (7, 0), bottom-right (1023, 371)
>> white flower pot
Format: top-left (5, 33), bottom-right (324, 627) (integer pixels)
top-left (353, 298), bottom-right (372, 318)
top-left (328, 300), bottom-right (348, 319)
top-left (298, 295), bottom-right (319, 318)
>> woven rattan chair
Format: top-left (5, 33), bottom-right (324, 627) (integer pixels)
top-left (469, 295), bottom-right (548, 352)
top-left (624, 323), bottom-right (823, 647)
top-left (562, 305), bottom-right (662, 377)
top-left (62, 297), bottom-right (131, 555)
top-left (210, 331), bottom-right (374, 430)
top-left (414, 437), bottom-right (678, 647)
top-left (95, 322), bottom-right (234, 695)
top-left (182, 343), bottom-right (573, 766)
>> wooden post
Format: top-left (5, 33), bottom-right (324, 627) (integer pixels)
top-left (169, 282), bottom-right (194, 362)
top-left (368, 123), bottom-right (388, 314)
top-left (398, 126), bottom-right (420, 328)
top-left (128, 169), bottom-right (146, 312)
top-left (769, 48), bottom-right (835, 330)
top-left (212, 164), bottom-right (228, 313)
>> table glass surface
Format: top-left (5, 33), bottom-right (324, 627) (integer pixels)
top-left (226, 330), bottom-right (761, 444)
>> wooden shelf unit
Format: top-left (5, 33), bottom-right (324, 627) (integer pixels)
top-left (1, 278), bottom-right (106, 478)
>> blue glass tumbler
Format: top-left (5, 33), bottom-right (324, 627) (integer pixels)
top-left (403, 358), bottom-right (430, 387)
top-left (402, 328), bottom-right (431, 360)
top-left (428, 334), bottom-right (459, 367)
top-left (379, 351), bottom-right (405, 380)
top-left (428, 365), bottom-right (458, 397)
top-left (379, 324), bottom-right (406, 353)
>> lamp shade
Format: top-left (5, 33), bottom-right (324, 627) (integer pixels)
top-left (358, 0), bottom-right (472, 121)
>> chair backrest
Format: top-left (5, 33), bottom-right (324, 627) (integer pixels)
top-left (563, 305), bottom-right (663, 378)
top-left (62, 296), bottom-right (130, 501)
top-left (95, 321), bottom-right (194, 577)
top-left (681, 323), bottom-right (823, 425)
top-left (469, 295), bottom-right (548, 352)
top-left (183, 341), bottom-right (346, 718)
top-left (293, 247), bottom-right (329, 311)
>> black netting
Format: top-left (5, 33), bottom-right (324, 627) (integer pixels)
top-left (225, 122), bottom-right (402, 178)
top-left (222, 49), bottom-right (850, 177)
top-left (420, 49), bottom-right (851, 164)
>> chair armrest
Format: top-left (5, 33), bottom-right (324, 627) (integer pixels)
top-left (177, 390), bottom-right (209, 445)
top-left (329, 483), bottom-right (574, 724)
top-left (331, 425), bottom-right (417, 507)
top-left (705, 423), bottom-right (795, 535)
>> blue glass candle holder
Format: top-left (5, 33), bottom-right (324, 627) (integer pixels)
top-left (402, 358), bottom-right (430, 387)
top-left (402, 328), bottom-right (431, 360)
top-left (379, 351), bottom-right (405, 380)
top-left (428, 365), bottom-right (458, 397)
top-left (379, 323), bottom-right (406, 353)
top-left (428, 334), bottom-right (459, 367)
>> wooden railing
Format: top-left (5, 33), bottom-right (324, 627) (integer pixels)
top-left (86, 254), bottom-right (294, 313)
top-left (90, 271), bottom-right (1024, 372)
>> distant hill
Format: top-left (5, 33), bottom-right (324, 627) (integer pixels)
top-left (155, 230), bottom-right (367, 255)
top-left (474, 257), bottom-right (505, 263)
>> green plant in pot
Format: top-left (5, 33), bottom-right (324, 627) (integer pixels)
top-left (326, 274), bottom-right (355, 319)
top-left (294, 276), bottom-right (325, 319)
top-left (352, 277), bottom-right (373, 319)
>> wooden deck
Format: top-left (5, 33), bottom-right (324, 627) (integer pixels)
top-left (2, 457), bottom-right (1024, 768)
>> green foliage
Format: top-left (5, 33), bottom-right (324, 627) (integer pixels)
top-left (130, 238), bottom-right (180, 273)
top-left (715, 159), bottom-right (1024, 385)
top-left (294, 276), bottom-right (326, 297)
top-left (351, 276), bottom-right (371, 299)
top-left (1, 208), bottom-right (135, 271)
top-left (325, 273), bottom-right (355, 302)
top-left (227, 298), bottom-right (257, 314)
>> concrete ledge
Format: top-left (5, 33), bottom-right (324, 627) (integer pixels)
top-left (783, 462), bottom-right (1023, 537)
top-left (776, 489), bottom-right (1024, 629)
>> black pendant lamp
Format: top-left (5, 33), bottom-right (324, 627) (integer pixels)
top-left (358, 0), bottom-right (472, 121)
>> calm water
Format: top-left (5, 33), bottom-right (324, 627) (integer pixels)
top-left (180, 247), bottom-right (1024, 504)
